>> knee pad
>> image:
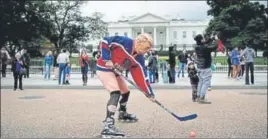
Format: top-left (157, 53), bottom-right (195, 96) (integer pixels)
top-left (119, 91), bottom-right (130, 104)
top-left (107, 90), bottom-right (121, 112)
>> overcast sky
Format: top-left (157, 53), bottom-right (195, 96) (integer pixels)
top-left (80, 1), bottom-right (267, 22)
top-left (80, 1), bottom-right (211, 21)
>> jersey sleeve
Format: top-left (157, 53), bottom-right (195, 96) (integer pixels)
top-left (99, 39), bottom-right (111, 61)
top-left (130, 55), bottom-right (155, 97)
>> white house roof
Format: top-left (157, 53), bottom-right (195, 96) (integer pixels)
top-left (128, 12), bottom-right (168, 23)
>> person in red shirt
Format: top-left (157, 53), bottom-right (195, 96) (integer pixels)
top-left (79, 50), bottom-right (90, 85)
top-left (97, 33), bottom-right (155, 138)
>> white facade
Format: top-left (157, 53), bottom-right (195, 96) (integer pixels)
top-left (90, 13), bottom-right (210, 51)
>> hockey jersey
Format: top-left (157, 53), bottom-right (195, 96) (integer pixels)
top-left (97, 36), bottom-right (154, 97)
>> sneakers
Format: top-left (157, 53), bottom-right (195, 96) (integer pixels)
top-left (208, 87), bottom-right (211, 91)
top-left (101, 117), bottom-right (125, 138)
top-left (198, 96), bottom-right (211, 104)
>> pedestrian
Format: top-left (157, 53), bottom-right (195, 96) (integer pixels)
top-left (227, 51), bottom-right (232, 78)
top-left (148, 51), bottom-right (157, 83)
top-left (90, 51), bottom-right (98, 78)
top-left (177, 50), bottom-right (187, 78)
top-left (11, 53), bottom-right (25, 91)
top-left (160, 60), bottom-right (169, 83)
top-left (155, 51), bottom-right (159, 83)
top-left (187, 61), bottom-right (199, 102)
top-left (194, 33), bottom-right (219, 104)
top-left (96, 33), bottom-right (155, 138)
top-left (79, 50), bottom-right (90, 85)
top-left (239, 48), bottom-right (245, 79)
top-left (19, 48), bottom-right (30, 78)
top-left (241, 44), bottom-right (256, 85)
top-left (44, 51), bottom-right (54, 80)
top-left (56, 49), bottom-right (70, 85)
top-left (1, 50), bottom-right (8, 78)
top-left (231, 47), bottom-right (240, 79)
top-left (168, 46), bottom-right (176, 83)
top-left (53, 51), bottom-right (59, 80)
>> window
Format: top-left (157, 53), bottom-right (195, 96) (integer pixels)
top-left (192, 31), bottom-right (196, 38)
top-left (183, 31), bottom-right (187, 38)
top-left (160, 32), bottom-right (163, 39)
top-left (115, 32), bottom-right (118, 36)
top-left (173, 31), bottom-right (177, 39)
top-left (124, 32), bottom-right (128, 37)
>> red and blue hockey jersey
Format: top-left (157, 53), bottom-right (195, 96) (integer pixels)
top-left (97, 36), bottom-right (154, 96)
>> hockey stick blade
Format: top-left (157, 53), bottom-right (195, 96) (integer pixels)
top-left (155, 100), bottom-right (198, 121)
top-left (171, 113), bottom-right (197, 121)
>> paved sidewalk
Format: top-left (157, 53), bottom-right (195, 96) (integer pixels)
top-left (1, 73), bottom-right (267, 89)
top-left (1, 89), bottom-right (267, 138)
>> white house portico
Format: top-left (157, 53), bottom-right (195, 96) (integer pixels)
top-left (88, 13), bottom-right (210, 51)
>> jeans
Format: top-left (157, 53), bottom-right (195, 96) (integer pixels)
top-left (209, 75), bottom-right (212, 88)
top-left (197, 68), bottom-right (212, 97)
top-left (13, 72), bottom-right (23, 89)
top-left (149, 69), bottom-right (156, 83)
top-left (169, 66), bottom-right (176, 83)
top-left (58, 63), bottom-right (66, 85)
top-left (81, 66), bottom-right (88, 83)
top-left (245, 62), bottom-right (254, 84)
top-left (162, 70), bottom-right (168, 83)
top-left (178, 63), bottom-right (186, 77)
top-left (44, 64), bottom-right (52, 79)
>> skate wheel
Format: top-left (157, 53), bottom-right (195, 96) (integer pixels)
top-left (118, 119), bottom-right (138, 123)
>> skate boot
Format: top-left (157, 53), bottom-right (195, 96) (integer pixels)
top-left (101, 117), bottom-right (125, 138)
top-left (118, 110), bottom-right (138, 123)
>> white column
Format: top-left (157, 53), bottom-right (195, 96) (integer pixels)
top-left (166, 27), bottom-right (169, 45)
top-left (153, 27), bottom-right (157, 45)
top-left (141, 27), bottom-right (144, 33)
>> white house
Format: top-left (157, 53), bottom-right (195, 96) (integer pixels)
top-left (89, 13), bottom-right (210, 51)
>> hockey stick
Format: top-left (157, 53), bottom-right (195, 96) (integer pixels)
top-left (113, 68), bottom-right (197, 122)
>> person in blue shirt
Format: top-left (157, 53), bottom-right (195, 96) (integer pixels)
top-left (44, 51), bottom-right (54, 80)
top-left (231, 47), bottom-right (240, 79)
top-left (11, 53), bottom-right (25, 91)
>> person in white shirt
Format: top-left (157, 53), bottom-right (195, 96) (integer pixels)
top-left (57, 49), bottom-right (70, 85)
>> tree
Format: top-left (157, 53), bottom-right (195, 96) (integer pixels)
top-left (207, 0), bottom-right (248, 17)
top-left (0, 0), bottom-right (53, 56)
top-left (46, 1), bottom-right (107, 54)
top-left (206, 0), bottom-right (267, 50)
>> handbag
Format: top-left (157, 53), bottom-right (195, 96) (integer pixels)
top-left (20, 67), bottom-right (26, 75)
